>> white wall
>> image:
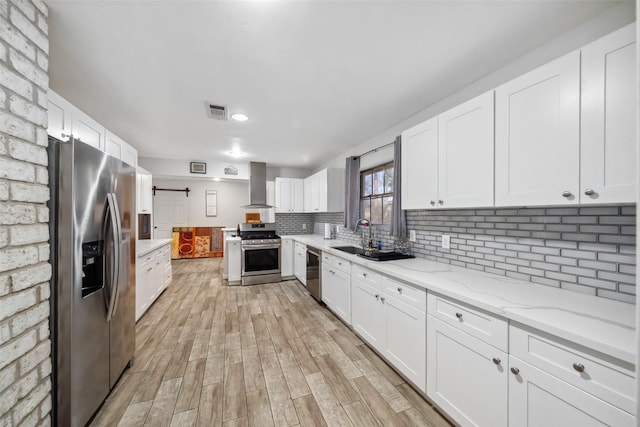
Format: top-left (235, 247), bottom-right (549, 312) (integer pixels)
top-left (267, 166), bottom-right (311, 180)
top-left (320, 2), bottom-right (636, 170)
top-left (153, 177), bottom-right (254, 228)
top-left (141, 157), bottom-right (312, 181)
top-left (140, 157), bottom-right (250, 180)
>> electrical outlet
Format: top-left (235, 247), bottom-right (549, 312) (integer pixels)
top-left (409, 230), bottom-right (416, 242)
top-left (302, 223), bottom-right (306, 230)
top-left (442, 234), bottom-right (450, 249)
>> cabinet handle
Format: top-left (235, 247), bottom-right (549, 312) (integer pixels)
top-left (572, 362), bottom-right (585, 373)
top-left (146, 268), bottom-right (152, 272)
top-left (438, 200), bottom-right (444, 205)
top-left (380, 297), bottom-right (385, 303)
top-left (430, 200), bottom-right (435, 206)
top-left (397, 287), bottom-right (402, 293)
top-left (375, 294), bottom-right (379, 300)
top-left (61, 133), bottom-right (70, 139)
top-left (584, 189), bottom-right (595, 196)
top-left (492, 357), bottom-right (501, 365)
top-left (562, 191), bottom-right (572, 198)
top-left (455, 312), bottom-right (463, 319)
top-left (510, 367), bottom-right (520, 375)
top-left (363, 272), bottom-right (367, 277)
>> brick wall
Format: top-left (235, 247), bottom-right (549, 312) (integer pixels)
top-left (308, 206), bottom-right (636, 303)
top-left (0, 0), bottom-right (52, 425)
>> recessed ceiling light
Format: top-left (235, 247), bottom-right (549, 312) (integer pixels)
top-left (228, 150), bottom-right (245, 158)
top-left (231, 113), bottom-right (248, 122)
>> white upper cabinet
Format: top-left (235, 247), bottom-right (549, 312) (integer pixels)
top-left (47, 90), bottom-right (73, 141)
top-left (291, 178), bottom-right (304, 212)
top-left (136, 167), bottom-right (153, 214)
top-left (48, 90), bottom-right (106, 151)
top-left (72, 108), bottom-right (106, 151)
top-left (581, 24), bottom-right (637, 204)
top-left (304, 168), bottom-right (344, 213)
top-left (106, 130), bottom-right (138, 167)
top-left (275, 177), bottom-right (304, 213)
top-left (401, 117), bottom-right (438, 209)
top-left (401, 91), bottom-right (494, 210)
top-left (48, 90), bottom-right (139, 168)
top-left (280, 237), bottom-right (294, 278)
top-left (437, 91), bottom-right (494, 208)
top-left (495, 51), bottom-right (581, 206)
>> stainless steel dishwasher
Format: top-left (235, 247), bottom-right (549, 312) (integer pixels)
top-left (306, 246), bottom-right (321, 301)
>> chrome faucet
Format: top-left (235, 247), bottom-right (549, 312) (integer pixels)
top-left (356, 218), bottom-right (373, 251)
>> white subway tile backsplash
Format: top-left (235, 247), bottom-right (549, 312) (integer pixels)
top-left (599, 235), bottom-right (635, 245)
top-left (597, 289), bottom-right (635, 303)
top-left (277, 205), bottom-right (636, 302)
top-left (598, 252), bottom-right (635, 264)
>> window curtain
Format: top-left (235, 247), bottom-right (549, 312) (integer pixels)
top-left (344, 156), bottom-right (361, 231)
top-left (390, 135), bottom-right (407, 238)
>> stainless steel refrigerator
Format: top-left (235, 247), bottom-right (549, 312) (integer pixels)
top-left (49, 136), bottom-right (136, 427)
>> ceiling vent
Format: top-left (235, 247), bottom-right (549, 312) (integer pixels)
top-left (207, 103), bottom-right (228, 120)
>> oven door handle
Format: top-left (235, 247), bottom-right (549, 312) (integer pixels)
top-left (242, 244), bottom-right (282, 250)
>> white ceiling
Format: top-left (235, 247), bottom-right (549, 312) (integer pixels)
top-left (48, 0), bottom-right (625, 169)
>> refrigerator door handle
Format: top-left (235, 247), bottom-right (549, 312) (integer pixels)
top-left (110, 192), bottom-right (123, 317)
top-left (105, 193), bottom-right (122, 321)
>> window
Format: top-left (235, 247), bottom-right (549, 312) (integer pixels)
top-left (361, 162), bottom-right (394, 225)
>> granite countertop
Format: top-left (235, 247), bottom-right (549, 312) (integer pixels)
top-left (137, 239), bottom-right (173, 257)
top-left (284, 234), bottom-right (636, 365)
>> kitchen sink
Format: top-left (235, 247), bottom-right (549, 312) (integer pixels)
top-left (358, 251), bottom-right (415, 262)
top-left (332, 246), bottom-right (365, 255)
top-left (332, 246), bottom-right (415, 262)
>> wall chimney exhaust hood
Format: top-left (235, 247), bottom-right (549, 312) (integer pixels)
top-left (242, 162), bottom-right (272, 208)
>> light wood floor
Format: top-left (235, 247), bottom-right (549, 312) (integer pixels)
top-left (91, 258), bottom-right (452, 427)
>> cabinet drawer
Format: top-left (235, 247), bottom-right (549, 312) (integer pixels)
top-left (161, 244), bottom-right (171, 259)
top-left (153, 249), bottom-right (164, 267)
top-left (351, 265), bottom-right (380, 288)
top-left (140, 251), bottom-right (154, 265)
top-left (322, 253), bottom-right (350, 275)
top-left (332, 256), bottom-right (350, 275)
top-left (510, 324), bottom-right (635, 414)
top-left (382, 277), bottom-right (425, 311)
top-left (427, 292), bottom-right (508, 351)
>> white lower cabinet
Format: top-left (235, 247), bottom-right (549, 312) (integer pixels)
top-left (321, 253), bottom-right (351, 324)
top-left (383, 291), bottom-right (426, 391)
top-left (427, 292), bottom-right (510, 426)
top-left (350, 265), bottom-right (426, 391)
top-left (427, 316), bottom-right (508, 427)
top-left (426, 293), bottom-right (636, 427)
top-left (136, 243), bottom-right (172, 321)
top-left (294, 242), bottom-right (307, 285)
top-left (508, 324), bottom-right (635, 426)
top-left (227, 240), bottom-right (241, 284)
top-left (351, 267), bottom-right (384, 349)
top-left (281, 237), bottom-right (294, 278)
top-left (508, 357), bottom-right (635, 427)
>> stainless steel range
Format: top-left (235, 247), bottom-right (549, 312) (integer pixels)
top-left (240, 223), bottom-right (282, 286)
